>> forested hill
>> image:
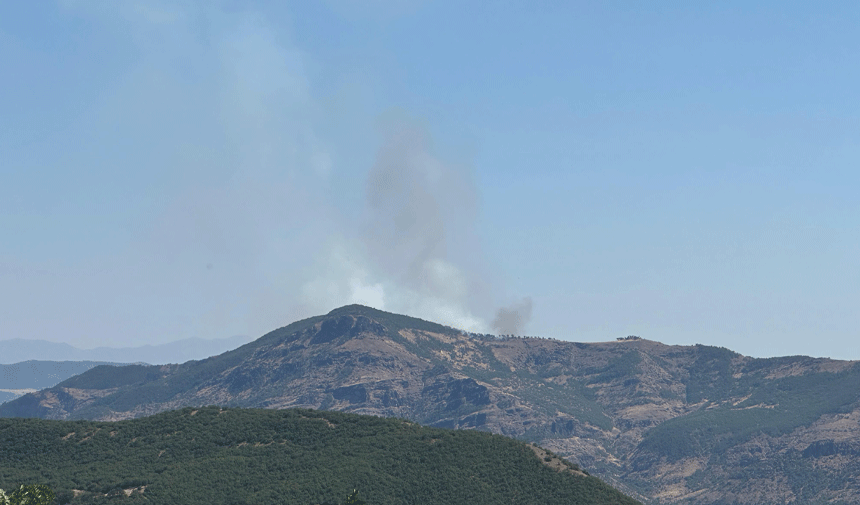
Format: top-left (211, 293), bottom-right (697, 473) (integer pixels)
top-left (0, 406), bottom-right (639, 505)
top-left (3, 304), bottom-right (859, 503)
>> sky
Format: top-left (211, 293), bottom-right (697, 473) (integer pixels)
top-left (1, 1), bottom-right (858, 360)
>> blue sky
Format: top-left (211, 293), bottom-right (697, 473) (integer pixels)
top-left (2, 1), bottom-right (858, 359)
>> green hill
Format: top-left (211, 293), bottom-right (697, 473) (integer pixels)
top-left (0, 406), bottom-right (639, 505)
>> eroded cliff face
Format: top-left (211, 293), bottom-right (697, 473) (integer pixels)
top-left (3, 305), bottom-right (858, 504)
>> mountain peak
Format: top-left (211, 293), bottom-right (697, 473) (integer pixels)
top-left (323, 304), bottom-right (460, 336)
top-left (325, 304), bottom-right (386, 318)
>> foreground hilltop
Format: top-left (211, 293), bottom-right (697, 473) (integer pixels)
top-left (0, 406), bottom-right (638, 505)
top-left (3, 305), bottom-right (859, 504)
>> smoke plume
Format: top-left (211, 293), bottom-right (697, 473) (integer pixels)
top-left (296, 114), bottom-right (535, 335)
top-left (492, 297), bottom-right (533, 335)
top-left (313, 115), bottom-right (490, 332)
top-left (11, 1), bottom-right (535, 348)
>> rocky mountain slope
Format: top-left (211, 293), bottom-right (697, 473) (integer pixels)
top-left (2, 305), bottom-right (858, 504)
top-left (0, 360), bottom-right (135, 404)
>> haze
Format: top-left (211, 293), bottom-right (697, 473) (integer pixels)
top-left (1, 2), bottom-right (858, 360)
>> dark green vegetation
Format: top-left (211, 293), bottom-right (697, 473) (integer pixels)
top-left (0, 407), bottom-right (639, 505)
top-left (0, 484), bottom-right (55, 505)
top-left (315, 489), bottom-right (366, 505)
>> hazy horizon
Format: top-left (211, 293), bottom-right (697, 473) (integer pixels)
top-left (0, 333), bottom-right (253, 365)
top-left (2, 2), bottom-right (858, 360)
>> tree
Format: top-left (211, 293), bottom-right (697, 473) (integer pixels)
top-left (0, 485), bottom-right (55, 505)
top-left (343, 489), bottom-right (366, 505)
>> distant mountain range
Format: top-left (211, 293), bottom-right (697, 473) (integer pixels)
top-left (0, 335), bottom-right (251, 365)
top-left (0, 361), bottom-right (138, 405)
top-left (2, 304), bottom-right (858, 504)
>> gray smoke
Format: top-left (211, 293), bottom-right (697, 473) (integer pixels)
top-left (295, 114), bottom-right (494, 333)
top-left (349, 116), bottom-right (536, 333)
top-left (5, 2), bottom-right (537, 350)
top-left (362, 117), bottom-right (478, 300)
top-left (364, 124), bottom-right (448, 285)
top-left (492, 297), bottom-right (533, 335)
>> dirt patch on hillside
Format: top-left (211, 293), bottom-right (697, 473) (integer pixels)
top-left (529, 443), bottom-right (587, 477)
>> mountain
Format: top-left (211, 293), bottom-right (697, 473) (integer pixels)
top-left (0, 335), bottom-right (251, 365)
top-left (0, 361), bottom-right (137, 404)
top-left (2, 305), bottom-right (858, 504)
top-left (0, 406), bottom-right (640, 505)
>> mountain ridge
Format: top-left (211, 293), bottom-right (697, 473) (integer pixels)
top-left (0, 360), bottom-right (141, 405)
top-left (2, 304), bottom-right (858, 504)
